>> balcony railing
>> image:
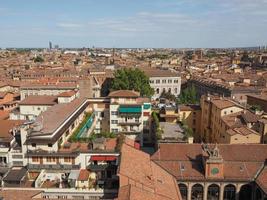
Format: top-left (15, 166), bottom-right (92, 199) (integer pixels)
top-left (27, 163), bottom-right (81, 170)
top-left (118, 121), bottom-right (141, 126)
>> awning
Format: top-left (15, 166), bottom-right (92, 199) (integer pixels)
top-left (119, 106), bottom-right (142, 113)
top-left (90, 156), bottom-right (117, 161)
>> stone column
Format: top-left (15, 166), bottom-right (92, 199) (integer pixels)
top-left (187, 183), bottom-right (192, 200)
top-left (204, 184), bottom-right (208, 200)
top-left (235, 184), bottom-right (241, 200)
top-left (219, 184), bottom-right (224, 200)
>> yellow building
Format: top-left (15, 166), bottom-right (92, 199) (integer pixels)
top-left (200, 95), bottom-right (262, 144)
top-left (159, 105), bottom-right (202, 141)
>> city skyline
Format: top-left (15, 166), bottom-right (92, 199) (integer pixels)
top-left (1, 0), bottom-right (267, 48)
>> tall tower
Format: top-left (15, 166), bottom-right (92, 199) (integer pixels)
top-left (49, 41), bottom-right (52, 50)
top-left (112, 48), bottom-right (115, 64)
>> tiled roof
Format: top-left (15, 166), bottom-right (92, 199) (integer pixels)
top-left (142, 69), bottom-right (180, 78)
top-left (109, 90), bottom-right (140, 98)
top-left (0, 189), bottom-right (43, 200)
top-left (226, 126), bottom-right (260, 136)
top-left (211, 99), bottom-right (237, 109)
top-left (0, 120), bottom-right (25, 142)
top-left (256, 167), bottom-right (267, 194)
top-left (117, 142), bottom-right (181, 200)
top-left (57, 90), bottom-right (77, 97)
top-left (241, 111), bottom-right (260, 123)
top-left (19, 95), bottom-right (58, 106)
top-left (151, 143), bottom-right (267, 182)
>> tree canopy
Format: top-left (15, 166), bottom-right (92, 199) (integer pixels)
top-left (177, 85), bottom-right (198, 104)
top-left (33, 56), bottom-right (44, 63)
top-left (160, 90), bottom-right (176, 101)
top-left (111, 68), bottom-right (154, 97)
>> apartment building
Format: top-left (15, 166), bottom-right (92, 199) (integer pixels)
top-left (200, 95), bottom-right (264, 144)
top-left (143, 68), bottom-right (181, 100)
top-left (108, 90), bottom-right (151, 146)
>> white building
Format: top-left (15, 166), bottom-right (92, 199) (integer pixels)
top-left (143, 69), bottom-right (181, 100)
top-left (108, 90), bottom-right (151, 146)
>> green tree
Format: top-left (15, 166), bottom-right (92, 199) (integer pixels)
top-left (111, 68), bottom-right (154, 97)
top-left (177, 86), bottom-right (198, 104)
top-left (34, 56), bottom-right (44, 63)
top-left (160, 90), bottom-right (176, 101)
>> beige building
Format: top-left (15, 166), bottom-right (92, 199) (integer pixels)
top-left (200, 95), bottom-right (262, 144)
top-left (159, 105), bottom-right (202, 141)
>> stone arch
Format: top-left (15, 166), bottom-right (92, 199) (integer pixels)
top-left (191, 183), bottom-right (204, 200)
top-left (207, 184), bottom-right (220, 200)
top-left (178, 183), bottom-right (187, 200)
top-left (223, 184), bottom-right (236, 200)
top-left (239, 184), bottom-right (252, 200)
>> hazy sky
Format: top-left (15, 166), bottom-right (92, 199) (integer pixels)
top-left (1, 0), bottom-right (267, 48)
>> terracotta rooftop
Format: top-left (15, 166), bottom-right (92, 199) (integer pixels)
top-left (226, 126), bottom-right (260, 136)
top-left (152, 143), bottom-right (267, 182)
top-left (241, 111), bottom-right (260, 123)
top-left (118, 142), bottom-right (181, 200)
top-left (109, 90), bottom-right (140, 98)
top-left (256, 166), bottom-right (267, 194)
top-left (19, 95), bottom-right (58, 106)
top-left (0, 120), bottom-right (25, 143)
top-left (211, 99), bottom-right (237, 109)
top-left (78, 169), bottom-right (90, 181)
top-left (0, 189), bottom-right (43, 200)
top-left (57, 90), bottom-right (77, 97)
top-left (143, 69), bottom-right (180, 78)
top-left (0, 110), bottom-right (10, 120)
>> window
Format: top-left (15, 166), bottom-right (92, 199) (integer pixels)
top-left (111, 111), bottom-right (118, 115)
top-left (32, 157), bottom-right (39, 162)
top-left (156, 80), bottom-right (160, 84)
top-left (162, 80), bottom-right (166, 84)
top-left (156, 88), bottom-right (160, 94)
top-left (48, 143), bottom-right (53, 147)
top-left (193, 119), bottom-right (196, 125)
top-left (168, 79), bottom-right (172, 83)
top-left (175, 88), bottom-right (178, 93)
top-left (111, 120), bottom-right (118, 124)
top-left (31, 143), bottom-right (36, 147)
top-left (64, 157), bottom-right (72, 163)
top-left (111, 129), bottom-right (118, 133)
top-left (174, 79), bottom-right (179, 83)
top-left (47, 157), bottom-right (56, 162)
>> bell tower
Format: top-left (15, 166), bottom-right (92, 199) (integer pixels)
top-left (202, 144), bottom-right (224, 179)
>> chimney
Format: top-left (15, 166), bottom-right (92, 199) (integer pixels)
top-left (188, 137), bottom-right (194, 144)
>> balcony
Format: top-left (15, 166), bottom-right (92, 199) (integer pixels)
top-left (118, 105), bottom-right (142, 116)
top-left (27, 163), bottom-right (81, 170)
top-left (120, 129), bottom-right (141, 135)
top-left (118, 121), bottom-right (141, 126)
